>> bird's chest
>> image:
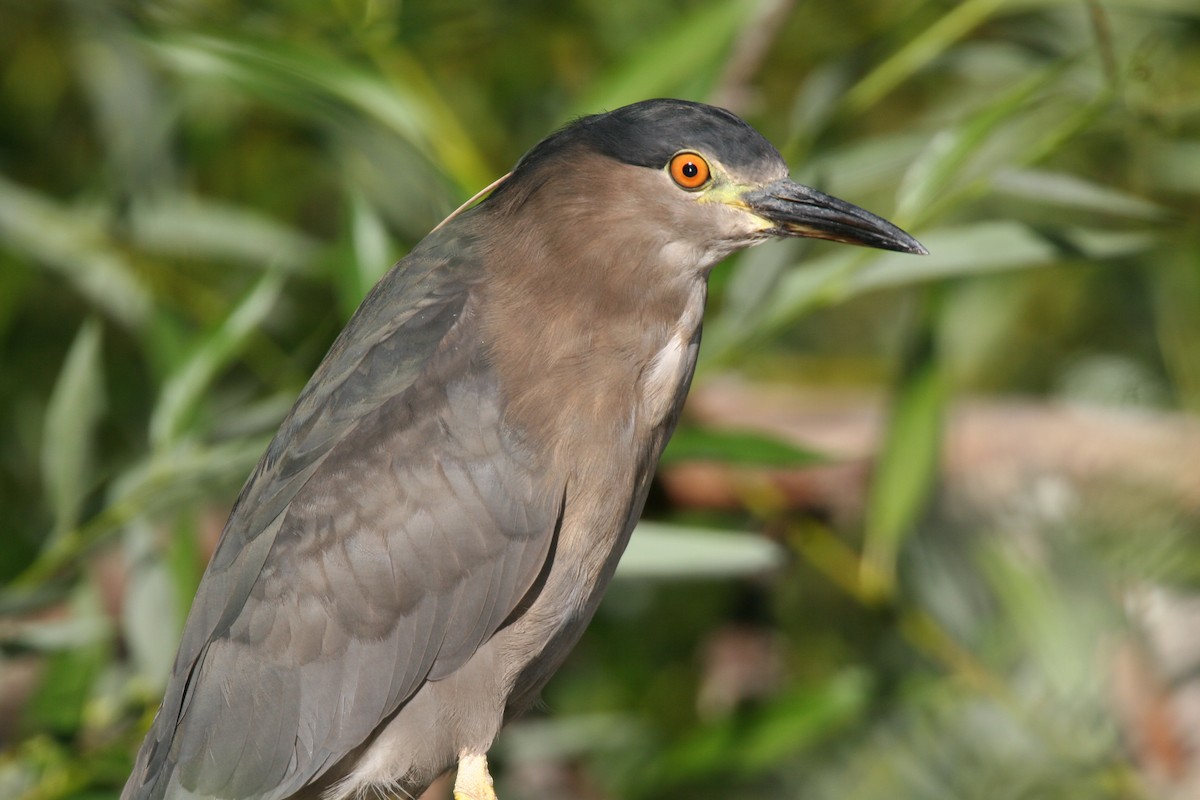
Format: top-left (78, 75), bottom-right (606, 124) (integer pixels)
top-left (635, 310), bottom-right (702, 431)
top-left (557, 288), bottom-right (707, 599)
top-left (497, 286), bottom-right (706, 701)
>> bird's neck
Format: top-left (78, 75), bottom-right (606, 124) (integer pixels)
top-left (477, 235), bottom-right (706, 458)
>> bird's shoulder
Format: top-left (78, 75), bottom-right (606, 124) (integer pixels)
top-left (227, 234), bottom-right (483, 558)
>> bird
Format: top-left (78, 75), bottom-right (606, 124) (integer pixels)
top-left (122, 98), bottom-right (925, 800)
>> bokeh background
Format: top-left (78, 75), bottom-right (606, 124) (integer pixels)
top-left (2, 0), bottom-right (1200, 798)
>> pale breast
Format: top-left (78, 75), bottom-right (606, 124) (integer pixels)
top-left (640, 334), bottom-right (688, 425)
top-left (638, 285), bottom-right (704, 427)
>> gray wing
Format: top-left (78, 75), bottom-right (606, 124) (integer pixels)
top-left (125, 233), bottom-right (563, 800)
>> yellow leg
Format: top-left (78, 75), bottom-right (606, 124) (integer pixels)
top-left (452, 752), bottom-right (497, 800)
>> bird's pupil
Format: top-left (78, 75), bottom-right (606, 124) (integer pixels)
top-left (682, 162), bottom-right (698, 178)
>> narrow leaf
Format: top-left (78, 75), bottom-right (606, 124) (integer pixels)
top-left (896, 61), bottom-right (1070, 221)
top-left (16, 437), bottom-right (269, 587)
top-left (150, 271), bottom-right (284, 448)
top-left (862, 298), bottom-right (947, 599)
top-left (660, 425), bottom-right (829, 467)
top-left (149, 35), bottom-right (494, 193)
top-left (0, 175), bottom-right (151, 329)
top-left (130, 195), bottom-right (319, 273)
top-left (122, 519), bottom-right (183, 688)
top-left (571, 0), bottom-right (755, 116)
top-left (845, 0), bottom-right (1008, 114)
top-left (990, 168), bottom-right (1165, 220)
top-left (344, 191), bottom-right (396, 317)
top-left (41, 319), bottom-right (105, 543)
top-left (618, 522), bottom-right (785, 580)
top-left (19, 581), bottom-right (111, 735)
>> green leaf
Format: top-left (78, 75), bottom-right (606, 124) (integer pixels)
top-left (1145, 139), bottom-right (1200, 196)
top-left (499, 714), bottom-right (649, 763)
top-left (14, 437), bottom-right (269, 588)
top-left (862, 297), bottom-right (947, 600)
top-left (0, 615), bottom-right (109, 653)
top-left (989, 168), bottom-right (1166, 221)
top-left (341, 190), bottom-right (397, 317)
top-left (617, 522), bottom-right (785, 581)
top-left (844, 0), bottom-right (1010, 115)
top-left (848, 223), bottom-right (1152, 296)
top-left (104, 441), bottom-right (264, 544)
top-left (19, 582), bottom-right (111, 736)
top-left (149, 34), bottom-right (494, 193)
top-left (979, 540), bottom-right (1115, 699)
top-left (735, 668), bottom-right (873, 771)
top-left (660, 668), bottom-right (872, 780)
top-left (714, 239), bottom-right (805, 337)
top-left (709, 221), bottom-right (1155, 363)
top-left (1154, 242), bottom-right (1200, 412)
top-left (121, 519), bottom-right (184, 688)
top-left (129, 195), bottom-right (319, 273)
top-left (660, 425), bottom-right (829, 467)
top-left (896, 61), bottom-right (1071, 222)
top-left (71, 1), bottom-right (176, 200)
top-left (149, 271), bottom-right (285, 448)
top-left (41, 319), bottom-right (106, 545)
top-left (570, 0), bottom-right (755, 116)
top-left (0, 175), bottom-right (151, 329)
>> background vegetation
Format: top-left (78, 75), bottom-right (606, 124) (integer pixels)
top-left (2, 0), bottom-right (1199, 798)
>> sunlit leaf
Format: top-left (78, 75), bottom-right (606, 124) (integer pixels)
top-left (1145, 139), bottom-right (1200, 196)
top-left (1153, 243), bottom-right (1200, 413)
top-left (0, 615), bottom-right (109, 652)
top-left (148, 34), bottom-right (494, 193)
top-left (979, 539), bottom-right (1115, 699)
top-left (862, 302), bottom-right (947, 599)
top-left (41, 319), bottom-right (105, 545)
top-left (618, 522), bottom-right (785, 580)
top-left (661, 425), bottom-right (829, 467)
top-left (342, 190), bottom-right (397, 317)
top-left (715, 221), bottom-right (1156, 360)
top-left (14, 437), bottom-right (268, 588)
top-left (499, 714), bottom-right (649, 763)
top-left (129, 196), bottom-right (319, 273)
top-left (896, 61), bottom-right (1071, 222)
top-left (71, 1), bottom-right (176, 200)
top-left (845, 0), bottom-right (1008, 115)
top-left (571, 0), bottom-right (755, 115)
top-left (0, 175), bottom-right (151, 329)
top-left (714, 238), bottom-right (805, 340)
top-left (121, 519), bottom-right (183, 688)
top-left (102, 441), bottom-right (266, 541)
top-left (19, 582), bottom-right (112, 735)
top-left (849, 224), bottom-right (1152, 295)
top-left (149, 271), bottom-right (285, 448)
top-left (660, 668), bottom-right (872, 780)
top-left (990, 168), bottom-right (1166, 220)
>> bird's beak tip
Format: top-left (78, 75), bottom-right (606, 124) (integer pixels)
top-left (888, 235), bottom-right (929, 257)
top-left (744, 179), bottom-right (927, 257)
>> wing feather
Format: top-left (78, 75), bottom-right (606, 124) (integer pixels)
top-left (125, 229), bottom-right (563, 800)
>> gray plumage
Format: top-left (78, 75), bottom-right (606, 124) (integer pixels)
top-left (123, 99), bottom-right (923, 800)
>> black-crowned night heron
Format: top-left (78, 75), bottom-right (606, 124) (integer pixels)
top-left (122, 98), bottom-right (924, 800)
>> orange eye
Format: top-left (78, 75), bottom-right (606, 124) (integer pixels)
top-left (668, 151), bottom-right (710, 190)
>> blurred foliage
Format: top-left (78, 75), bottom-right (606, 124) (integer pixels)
top-left (2, 0), bottom-right (1199, 798)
